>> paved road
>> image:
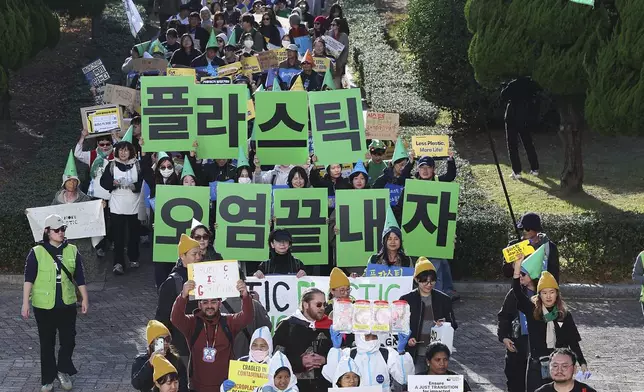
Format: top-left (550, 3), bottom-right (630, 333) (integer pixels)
top-left (1, 257), bottom-right (642, 391)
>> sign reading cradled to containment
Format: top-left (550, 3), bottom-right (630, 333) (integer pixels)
top-left (401, 180), bottom-right (459, 259)
top-left (335, 189), bottom-right (389, 267)
top-left (188, 260), bottom-right (240, 299)
top-left (215, 182), bottom-right (271, 261)
top-left (153, 185), bottom-right (210, 262)
top-left (228, 360), bottom-right (268, 392)
top-left (26, 200), bottom-right (106, 242)
top-left (273, 188), bottom-right (329, 265)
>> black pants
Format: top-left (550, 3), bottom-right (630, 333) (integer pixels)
top-left (34, 306), bottom-right (78, 385)
top-left (526, 356), bottom-right (550, 392)
top-left (506, 124), bottom-right (539, 174)
top-left (504, 335), bottom-right (529, 392)
top-left (111, 213), bottom-right (140, 267)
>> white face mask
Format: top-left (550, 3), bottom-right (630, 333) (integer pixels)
top-left (238, 177), bottom-right (252, 184)
top-left (244, 40), bottom-right (253, 49)
top-left (160, 168), bottom-right (174, 178)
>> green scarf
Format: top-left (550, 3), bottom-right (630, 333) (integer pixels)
top-left (90, 148), bottom-right (110, 179)
top-left (543, 305), bottom-right (559, 323)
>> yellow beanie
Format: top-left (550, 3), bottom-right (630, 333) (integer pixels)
top-left (152, 354), bottom-right (177, 382)
top-left (146, 320), bottom-right (170, 346)
top-left (537, 271), bottom-right (559, 292)
top-left (414, 256), bottom-right (436, 278)
top-left (178, 233), bottom-right (200, 255)
top-left (329, 267), bottom-right (350, 289)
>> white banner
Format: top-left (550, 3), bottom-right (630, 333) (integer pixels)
top-left (245, 276), bottom-right (412, 331)
top-left (123, 0), bottom-right (144, 37)
top-left (322, 35), bottom-right (346, 59)
top-left (188, 261), bottom-right (240, 300)
top-left (408, 375), bottom-right (464, 392)
top-left (329, 388), bottom-right (381, 392)
top-left (26, 200), bottom-right (106, 242)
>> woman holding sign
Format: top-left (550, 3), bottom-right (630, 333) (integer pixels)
top-left (254, 229), bottom-right (307, 278)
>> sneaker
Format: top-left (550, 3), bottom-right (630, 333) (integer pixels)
top-left (510, 172), bottom-right (522, 180)
top-left (113, 263), bottom-right (124, 275)
top-left (530, 170), bottom-right (539, 176)
top-left (57, 372), bottom-right (72, 391)
top-left (41, 384), bottom-right (54, 392)
top-left (96, 248), bottom-right (105, 257)
top-left (129, 261), bottom-right (140, 268)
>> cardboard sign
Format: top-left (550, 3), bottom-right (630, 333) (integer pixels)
top-left (408, 375), bottom-right (464, 392)
top-left (502, 240), bottom-right (536, 263)
top-left (131, 58), bottom-right (168, 73)
top-left (215, 183), bottom-right (271, 261)
top-left (411, 135), bottom-right (450, 158)
top-left (322, 35), bottom-right (346, 58)
top-left (153, 185), bottom-right (210, 262)
top-left (82, 59), bottom-right (110, 87)
top-left (365, 112), bottom-right (399, 140)
top-left (257, 50), bottom-right (279, 71)
top-left (228, 360), bottom-right (268, 392)
top-left (335, 189), bottom-right (389, 267)
top-left (167, 67), bottom-right (197, 78)
top-left (273, 188), bottom-right (329, 265)
top-left (188, 261), bottom-right (240, 299)
top-left (80, 104), bottom-right (122, 137)
top-left (103, 84), bottom-right (138, 108)
top-left (25, 200), bottom-right (106, 242)
top-left (241, 56), bottom-right (262, 74)
top-left (274, 48), bottom-right (287, 64)
top-left (254, 91), bottom-right (309, 165)
top-left (313, 57), bottom-right (331, 73)
top-left (401, 180), bottom-right (459, 259)
top-left (218, 62), bottom-right (243, 77)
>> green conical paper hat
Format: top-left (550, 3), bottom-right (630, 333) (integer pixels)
top-left (272, 78), bottom-right (282, 91)
top-left (521, 244), bottom-right (546, 280)
top-left (181, 155), bottom-right (196, 180)
top-left (157, 151), bottom-right (170, 163)
top-left (322, 68), bottom-right (335, 90)
top-left (253, 83), bottom-right (265, 95)
top-left (62, 149), bottom-right (79, 186)
top-left (121, 126), bottom-right (134, 143)
top-left (148, 38), bottom-right (167, 55)
top-left (384, 203), bottom-right (400, 230)
top-left (134, 40), bottom-right (151, 56)
top-left (392, 136), bottom-right (409, 163)
top-left (206, 29), bottom-right (218, 50)
top-left (237, 145), bottom-right (250, 168)
top-left (227, 28), bottom-right (238, 46)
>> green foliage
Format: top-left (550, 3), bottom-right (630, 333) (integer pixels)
top-left (342, 0), bottom-right (438, 126)
top-left (43, 0), bottom-right (107, 18)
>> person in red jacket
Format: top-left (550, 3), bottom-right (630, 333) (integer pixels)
top-left (171, 278), bottom-right (252, 391)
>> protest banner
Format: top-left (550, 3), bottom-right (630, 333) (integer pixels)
top-left (246, 276), bottom-right (412, 330)
top-left (274, 48), bottom-right (287, 64)
top-left (216, 183), bottom-right (271, 261)
top-left (141, 75), bottom-right (197, 153)
top-left (408, 375), bottom-right (464, 392)
top-left (187, 261), bottom-right (240, 299)
top-left (123, 0), bottom-right (144, 37)
top-left (241, 56), bottom-right (262, 74)
top-left (131, 58), bottom-right (168, 73)
top-left (277, 68), bottom-right (301, 86)
top-left (273, 188), bottom-right (328, 265)
top-left (502, 240), bottom-right (535, 263)
top-left (26, 200), bottom-right (106, 242)
top-left (411, 135), bottom-right (450, 158)
top-left (254, 91), bottom-right (309, 165)
top-left (401, 180), bottom-right (459, 259)
top-left (384, 183), bottom-right (404, 207)
top-left (365, 112), bottom-right (399, 140)
top-left (335, 189), bottom-right (388, 267)
top-left (329, 388), bottom-right (381, 392)
top-left (103, 84), bottom-right (138, 108)
top-left (194, 84), bottom-right (247, 159)
top-left (294, 36), bottom-right (312, 56)
top-left (309, 88), bottom-right (366, 165)
top-left (365, 264), bottom-right (414, 278)
top-left (80, 104), bottom-right (122, 137)
top-left (82, 59), bottom-right (110, 87)
top-left (322, 35), bottom-right (346, 58)
top-left (167, 67), bottom-right (197, 78)
top-left (313, 57), bottom-right (331, 73)
top-left (218, 61), bottom-right (243, 77)
top-left (200, 76), bottom-right (232, 84)
top-left (257, 50), bottom-right (279, 71)
top-left (228, 360), bottom-right (268, 392)
top-left (153, 185), bottom-right (210, 262)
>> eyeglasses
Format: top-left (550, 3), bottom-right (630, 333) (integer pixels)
top-left (217, 39), bottom-right (224, 43)
top-left (309, 301), bottom-right (324, 308)
top-left (50, 227), bottom-right (67, 233)
top-left (161, 335), bottom-right (172, 343)
top-left (416, 278), bottom-right (436, 284)
top-left (98, 142), bottom-right (112, 147)
top-left (334, 288), bottom-right (351, 295)
top-left (193, 234), bottom-right (210, 241)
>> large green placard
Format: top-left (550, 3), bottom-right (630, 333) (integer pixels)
top-left (215, 182), bottom-right (271, 261)
top-left (308, 88), bottom-right (366, 166)
top-left (401, 179), bottom-right (459, 259)
top-left (194, 84), bottom-right (247, 159)
top-left (153, 185), bottom-right (210, 262)
top-left (273, 188), bottom-right (328, 265)
top-left (141, 76), bottom-right (196, 153)
top-left (255, 91), bottom-right (309, 165)
top-left (335, 189), bottom-right (389, 267)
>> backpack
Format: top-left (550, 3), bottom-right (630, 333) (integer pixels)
top-left (350, 346), bottom-right (389, 363)
top-left (187, 315), bottom-right (235, 377)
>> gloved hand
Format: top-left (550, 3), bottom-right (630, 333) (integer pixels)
top-left (329, 327), bottom-right (343, 349)
top-left (222, 379), bottom-right (236, 392)
top-left (397, 332), bottom-right (410, 354)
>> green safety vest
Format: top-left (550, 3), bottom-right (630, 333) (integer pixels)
top-left (31, 244), bottom-right (78, 309)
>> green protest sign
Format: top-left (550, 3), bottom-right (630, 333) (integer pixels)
top-left (273, 188), bottom-right (328, 265)
top-left (215, 182), bottom-right (271, 261)
top-left (308, 88), bottom-right (366, 166)
top-left (254, 91), bottom-right (309, 165)
top-left (401, 179), bottom-right (459, 259)
top-left (141, 76), bottom-right (196, 153)
top-left (335, 189), bottom-right (389, 267)
top-left (194, 84), bottom-right (247, 159)
top-left (153, 185), bottom-right (210, 262)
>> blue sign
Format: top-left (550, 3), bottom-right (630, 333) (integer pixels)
top-left (365, 263), bottom-right (415, 277)
top-left (143, 182), bottom-right (152, 209)
top-left (209, 179), bottom-right (234, 201)
top-left (278, 68), bottom-right (302, 86)
top-left (294, 36), bottom-right (312, 56)
top-left (384, 183), bottom-right (404, 206)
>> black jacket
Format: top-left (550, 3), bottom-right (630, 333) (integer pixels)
top-left (309, 167), bottom-right (351, 197)
top-left (399, 288), bottom-right (458, 360)
top-left (260, 24), bottom-right (282, 47)
top-left (501, 76), bottom-right (540, 128)
top-left (190, 53), bottom-right (226, 68)
top-left (131, 352), bottom-right (188, 392)
top-left (292, 70), bottom-right (322, 92)
top-left (188, 26), bottom-right (210, 51)
top-left (497, 287), bottom-right (521, 343)
top-left (257, 253), bottom-right (306, 275)
top-left (169, 48), bottom-right (203, 67)
top-left (372, 159), bottom-right (414, 189)
top-left (535, 380), bottom-right (597, 392)
top-left (502, 234), bottom-right (560, 282)
top-left (201, 161), bottom-right (237, 184)
top-left (512, 278), bottom-right (586, 364)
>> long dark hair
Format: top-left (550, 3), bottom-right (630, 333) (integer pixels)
top-left (180, 33), bottom-right (195, 52)
top-left (287, 166), bottom-right (309, 188)
top-left (329, 4), bottom-right (344, 19)
top-left (376, 228), bottom-right (408, 265)
top-left (154, 156), bottom-right (180, 185)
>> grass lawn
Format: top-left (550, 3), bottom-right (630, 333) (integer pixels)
top-left (453, 127), bottom-right (644, 214)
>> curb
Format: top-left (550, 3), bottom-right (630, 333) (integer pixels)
top-left (454, 281), bottom-right (640, 299)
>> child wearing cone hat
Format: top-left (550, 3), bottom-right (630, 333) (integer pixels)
top-left (511, 257), bottom-right (587, 392)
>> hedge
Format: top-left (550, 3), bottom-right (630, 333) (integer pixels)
top-left (342, 0), bottom-right (438, 126)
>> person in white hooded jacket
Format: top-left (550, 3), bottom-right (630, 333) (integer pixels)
top-left (322, 329), bottom-right (414, 391)
top-left (330, 356), bottom-right (361, 388)
top-left (221, 326), bottom-right (274, 392)
top-left (260, 351), bottom-right (299, 392)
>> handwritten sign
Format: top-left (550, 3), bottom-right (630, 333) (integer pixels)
top-left (408, 375), bottom-right (464, 392)
top-left (313, 57), bottom-right (331, 73)
top-left (167, 67), bottom-right (196, 78)
top-left (103, 84), bottom-right (138, 108)
top-left (228, 360), bottom-right (268, 392)
top-left (365, 112), bottom-right (399, 140)
top-left (131, 58), bottom-right (168, 73)
top-left (411, 135), bottom-right (450, 157)
top-left (502, 240), bottom-right (535, 263)
top-left (187, 261), bottom-right (240, 300)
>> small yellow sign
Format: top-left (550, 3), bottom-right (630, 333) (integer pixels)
top-left (218, 62), bottom-right (243, 77)
top-left (502, 240), bottom-right (536, 263)
top-left (247, 99), bottom-right (256, 121)
top-left (166, 67), bottom-right (196, 78)
top-left (87, 107), bottom-right (122, 134)
top-left (313, 57), bottom-right (331, 73)
top-left (228, 360), bottom-right (268, 392)
top-left (411, 135), bottom-right (450, 157)
top-left (241, 56), bottom-right (262, 74)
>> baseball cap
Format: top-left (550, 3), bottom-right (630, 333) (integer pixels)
top-left (44, 214), bottom-right (65, 230)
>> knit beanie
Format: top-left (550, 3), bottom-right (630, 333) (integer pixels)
top-left (537, 271), bottom-right (559, 293)
top-left (152, 354), bottom-right (177, 382)
top-left (414, 257), bottom-right (436, 278)
top-left (146, 320), bottom-right (170, 346)
top-left (178, 233), bottom-right (200, 255)
top-left (329, 267), bottom-right (350, 289)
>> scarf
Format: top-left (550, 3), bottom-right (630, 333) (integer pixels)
top-left (90, 148), bottom-right (110, 178)
top-left (542, 305), bottom-right (558, 349)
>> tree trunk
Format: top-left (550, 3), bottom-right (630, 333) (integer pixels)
top-left (556, 97), bottom-right (584, 194)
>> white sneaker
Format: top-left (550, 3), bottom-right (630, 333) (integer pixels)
top-left (113, 263), bottom-right (124, 275)
top-left (530, 170), bottom-right (539, 176)
top-left (41, 384), bottom-right (54, 392)
top-left (129, 261), bottom-right (140, 268)
top-left (510, 172), bottom-right (522, 180)
top-left (57, 372), bottom-right (72, 390)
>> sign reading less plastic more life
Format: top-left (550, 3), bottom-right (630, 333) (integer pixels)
top-left (365, 112), bottom-right (399, 140)
top-left (215, 182), bottom-right (271, 261)
top-left (407, 375), bottom-right (465, 392)
top-left (254, 91), bottom-right (309, 165)
top-left (153, 185), bottom-right (210, 262)
top-left (308, 88), bottom-right (367, 166)
top-left (228, 360), bottom-right (268, 392)
top-left (401, 180), bottom-right (459, 259)
top-left (273, 188), bottom-right (329, 265)
top-left (187, 261), bottom-right (240, 300)
top-left (25, 200), bottom-right (106, 242)
top-left (335, 189), bottom-right (389, 267)
top-left (411, 135), bottom-right (450, 158)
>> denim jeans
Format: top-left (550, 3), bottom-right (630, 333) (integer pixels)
top-left (433, 258), bottom-right (454, 293)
